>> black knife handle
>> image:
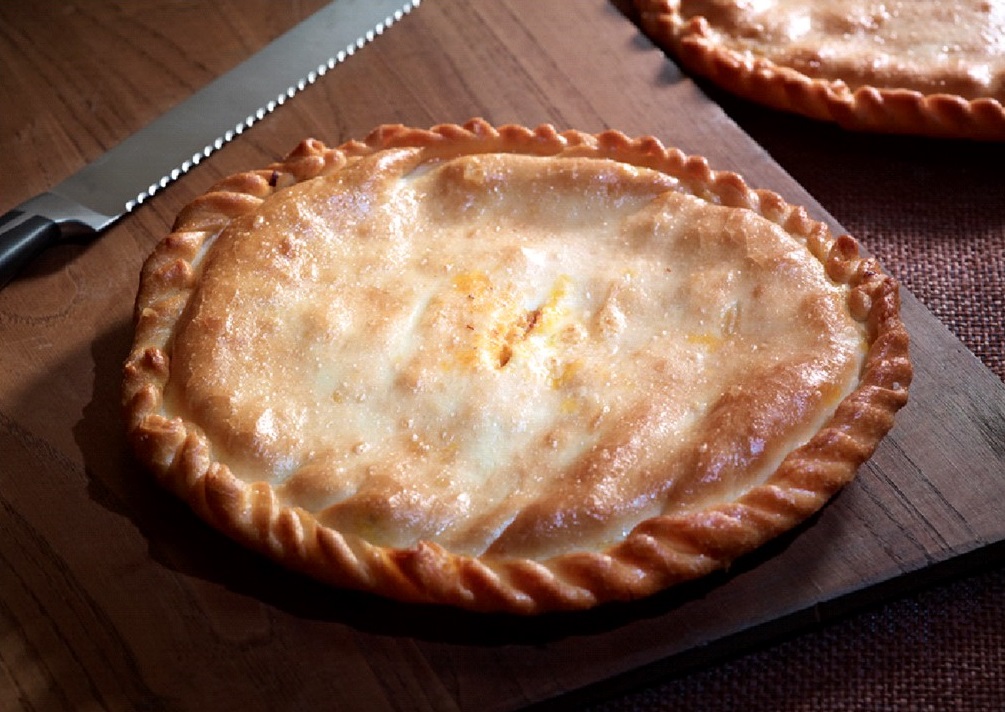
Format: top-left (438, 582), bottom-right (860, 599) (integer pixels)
top-left (0, 209), bottom-right (64, 289)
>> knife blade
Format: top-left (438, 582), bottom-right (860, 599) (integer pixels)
top-left (0, 0), bottom-right (421, 289)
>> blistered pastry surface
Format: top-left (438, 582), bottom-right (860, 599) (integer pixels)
top-left (166, 150), bottom-right (863, 559)
top-left (676, 0), bottom-right (1005, 98)
top-left (637, 0), bottom-right (1005, 138)
top-left (124, 121), bottom-right (911, 612)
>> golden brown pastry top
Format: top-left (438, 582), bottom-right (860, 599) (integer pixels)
top-left (124, 120), bottom-right (911, 613)
top-left (637, 0), bottom-right (1005, 138)
top-left (168, 148), bottom-right (864, 559)
top-left (677, 0), bottom-right (1005, 98)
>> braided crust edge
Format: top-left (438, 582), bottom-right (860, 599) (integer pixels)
top-left (122, 118), bottom-right (912, 614)
top-left (635, 0), bottom-right (1005, 141)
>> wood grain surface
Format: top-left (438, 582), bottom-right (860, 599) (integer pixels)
top-left (1, 1), bottom-right (1003, 710)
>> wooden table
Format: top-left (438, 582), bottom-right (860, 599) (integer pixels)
top-left (2, 2), bottom-right (1003, 709)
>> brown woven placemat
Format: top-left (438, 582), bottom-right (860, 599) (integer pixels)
top-left (588, 566), bottom-right (1005, 711)
top-left (588, 95), bottom-right (1005, 712)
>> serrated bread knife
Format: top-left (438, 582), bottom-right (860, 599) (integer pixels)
top-left (0, 0), bottom-right (421, 289)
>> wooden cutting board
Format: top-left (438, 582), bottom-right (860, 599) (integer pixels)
top-left (1, 1), bottom-right (1003, 710)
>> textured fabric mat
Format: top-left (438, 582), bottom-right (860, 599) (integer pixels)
top-left (590, 93), bottom-right (1005, 712)
top-left (590, 567), bottom-right (1005, 711)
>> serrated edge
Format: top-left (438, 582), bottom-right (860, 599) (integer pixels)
top-left (125, 0), bottom-right (421, 213)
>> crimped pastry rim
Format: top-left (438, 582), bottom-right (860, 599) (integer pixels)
top-left (635, 0), bottom-right (1005, 140)
top-left (122, 118), bottom-right (912, 614)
